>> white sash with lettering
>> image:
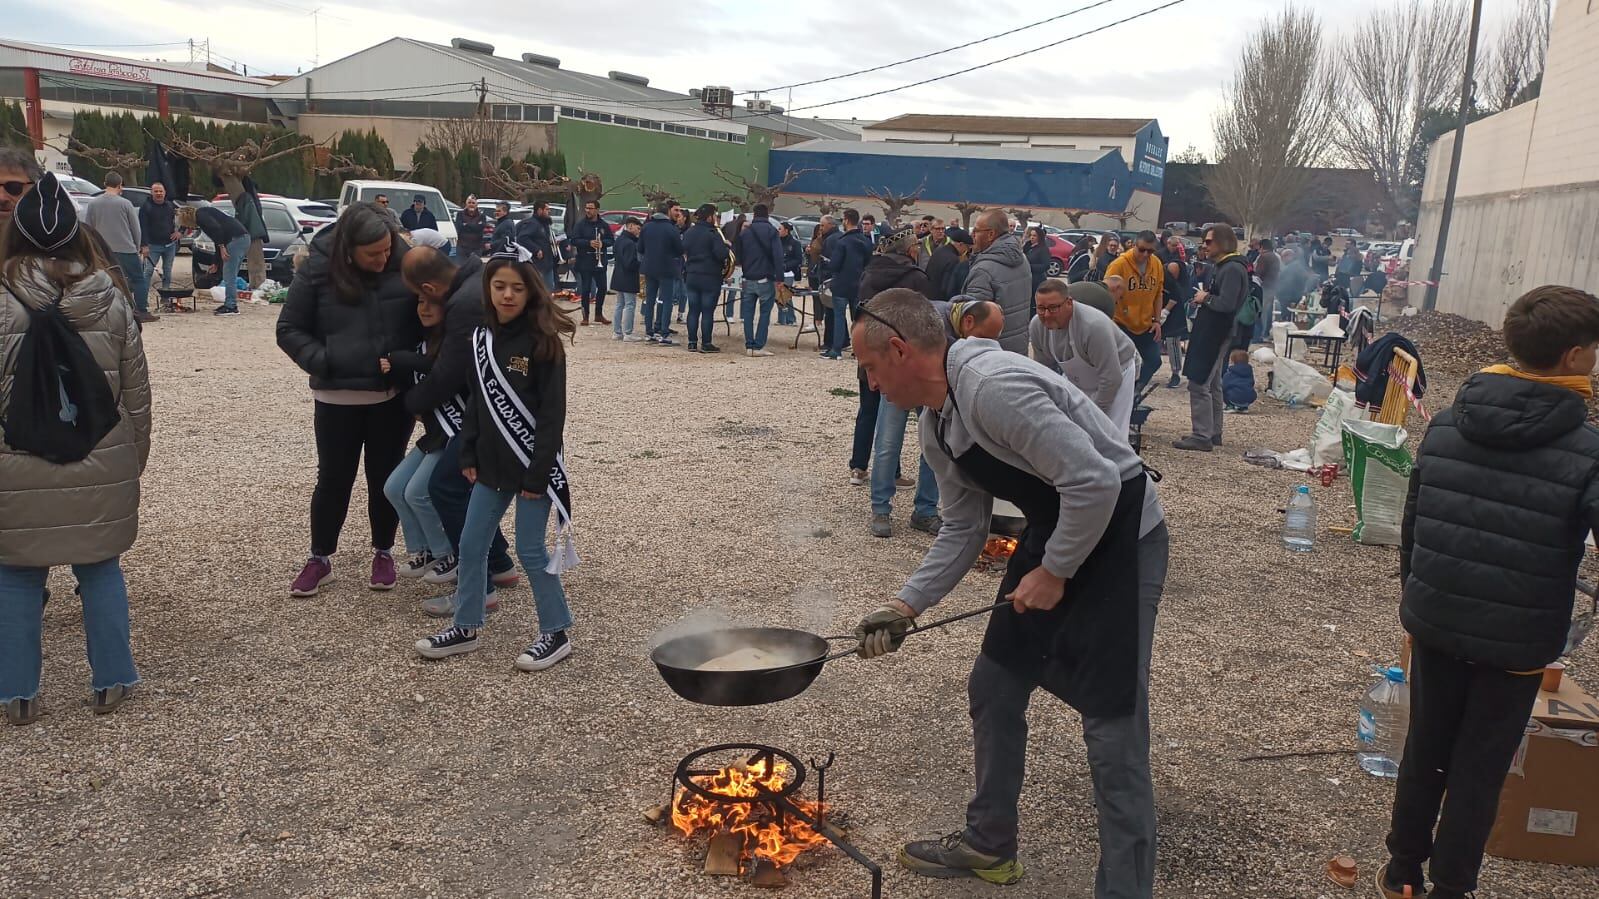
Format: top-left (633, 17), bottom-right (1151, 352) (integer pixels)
top-left (414, 341), bottom-right (468, 438)
top-left (472, 327), bottom-right (578, 574)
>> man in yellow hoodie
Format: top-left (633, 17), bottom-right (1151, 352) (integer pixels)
top-left (1106, 230), bottom-right (1165, 389)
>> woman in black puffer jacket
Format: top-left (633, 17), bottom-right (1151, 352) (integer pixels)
top-left (276, 203), bottom-right (421, 597)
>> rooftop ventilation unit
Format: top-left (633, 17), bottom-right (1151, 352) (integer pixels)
top-left (450, 38), bottom-right (495, 55)
top-left (521, 53), bottom-right (561, 68)
top-left (701, 86), bottom-right (734, 108)
top-left (608, 71), bottom-right (649, 87)
top-left (689, 88), bottom-right (703, 98)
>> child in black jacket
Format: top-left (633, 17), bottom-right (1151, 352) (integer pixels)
top-left (380, 292), bottom-right (458, 580)
top-left (415, 256), bottom-right (578, 671)
top-left (1376, 285), bottom-right (1599, 899)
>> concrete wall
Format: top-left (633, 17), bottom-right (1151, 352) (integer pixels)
top-left (555, 117), bottom-right (769, 205)
top-left (296, 113), bottom-right (556, 166)
top-left (1411, 0), bottom-right (1599, 324)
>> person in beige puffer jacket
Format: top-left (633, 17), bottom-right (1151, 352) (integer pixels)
top-left (0, 172), bottom-right (151, 726)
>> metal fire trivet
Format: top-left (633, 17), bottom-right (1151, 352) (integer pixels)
top-left (669, 743), bottom-right (882, 899)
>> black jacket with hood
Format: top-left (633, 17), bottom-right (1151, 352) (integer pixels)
top-left (459, 315), bottom-right (567, 496)
top-left (402, 256), bottom-right (484, 430)
top-left (925, 243), bottom-right (961, 301)
top-left (1401, 372), bottom-right (1599, 671)
top-left (276, 227), bottom-right (420, 392)
top-left (682, 220), bottom-right (731, 292)
top-left (859, 253), bottom-right (933, 302)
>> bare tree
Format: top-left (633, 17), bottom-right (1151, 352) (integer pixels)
top-left (641, 184), bottom-right (677, 207)
top-left (952, 200), bottom-right (985, 229)
top-left (313, 150), bottom-right (379, 181)
top-left (711, 164), bottom-right (818, 211)
top-left (422, 113), bottom-right (523, 177)
top-left (803, 195), bottom-right (845, 217)
top-left (1170, 144), bottom-right (1209, 164)
top-left (483, 160), bottom-right (572, 203)
top-left (865, 178), bottom-right (926, 223)
top-left (155, 127), bottom-right (321, 197)
top-left (1007, 208), bottom-right (1037, 227)
top-left (1109, 201), bottom-right (1144, 231)
top-left (63, 138), bottom-right (145, 179)
top-left (1331, 0), bottom-right (1469, 227)
top-left (1059, 208), bottom-right (1091, 228)
top-left (1480, 0), bottom-right (1552, 111)
top-left (1205, 6), bottom-right (1338, 236)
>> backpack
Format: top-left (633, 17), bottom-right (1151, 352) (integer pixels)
top-left (1227, 258), bottom-right (1266, 327)
top-left (3, 299), bottom-right (119, 464)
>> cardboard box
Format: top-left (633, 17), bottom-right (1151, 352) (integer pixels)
top-left (1487, 676), bottom-right (1599, 866)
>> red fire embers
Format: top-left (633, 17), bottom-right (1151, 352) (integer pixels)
top-left (671, 756), bottom-right (827, 871)
top-left (977, 536), bottom-right (1019, 571)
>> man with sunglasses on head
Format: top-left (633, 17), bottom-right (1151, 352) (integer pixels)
top-left (851, 289), bottom-right (1168, 897)
top-left (1106, 231), bottom-right (1166, 390)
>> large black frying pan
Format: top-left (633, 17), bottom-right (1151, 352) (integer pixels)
top-left (651, 602), bottom-right (1007, 707)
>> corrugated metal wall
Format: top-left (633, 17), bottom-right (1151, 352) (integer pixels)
top-left (556, 118), bottom-right (768, 205)
top-left (1412, 183), bottom-right (1599, 325)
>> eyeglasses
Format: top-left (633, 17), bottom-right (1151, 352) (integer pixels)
top-left (855, 303), bottom-right (907, 345)
top-left (2, 180), bottom-right (33, 198)
top-left (1036, 301), bottom-right (1068, 314)
top-left (1135, 246), bottom-right (1152, 254)
top-left (1202, 238), bottom-right (1215, 245)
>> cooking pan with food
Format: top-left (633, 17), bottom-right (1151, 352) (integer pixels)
top-left (650, 601), bottom-right (1007, 706)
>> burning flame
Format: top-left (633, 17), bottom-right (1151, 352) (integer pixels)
top-left (982, 536), bottom-right (1018, 559)
top-left (671, 757), bottom-right (827, 868)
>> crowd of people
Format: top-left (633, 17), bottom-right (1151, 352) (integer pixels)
top-left (4, 140), bottom-right (1599, 899)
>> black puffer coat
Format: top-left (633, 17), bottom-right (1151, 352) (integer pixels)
top-left (459, 316), bottom-right (566, 496)
top-left (276, 227), bottom-right (420, 391)
top-left (858, 253), bottom-right (932, 302)
top-left (1401, 372), bottom-right (1599, 670)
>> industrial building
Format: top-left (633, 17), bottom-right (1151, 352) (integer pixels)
top-left (771, 115), bottom-right (1167, 230)
top-left (264, 38), bottom-right (859, 203)
top-left (1412, 0), bottom-right (1599, 324)
top-left (0, 39), bottom-right (278, 174)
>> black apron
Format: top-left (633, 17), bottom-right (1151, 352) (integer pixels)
top-left (936, 386), bottom-right (1146, 720)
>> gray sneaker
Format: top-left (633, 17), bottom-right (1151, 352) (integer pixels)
top-left (1211, 433), bottom-right (1223, 447)
top-left (870, 514), bottom-right (893, 538)
top-left (899, 831), bottom-right (1024, 885)
top-left (421, 588), bottom-right (499, 618)
top-left (6, 696), bottom-right (41, 726)
top-left (1172, 435), bottom-right (1213, 452)
top-left (909, 514), bottom-right (943, 535)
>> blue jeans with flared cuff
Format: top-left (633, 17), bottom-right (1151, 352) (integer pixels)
top-left (383, 446), bottom-right (452, 558)
top-left (870, 397), bottom-right (939, 519)
top-left (0, 557), bottom-right (139, 702)
top-left (452, 483), bottom-right (572, 634)
top-left (740, 279), bottom-right (777, 349)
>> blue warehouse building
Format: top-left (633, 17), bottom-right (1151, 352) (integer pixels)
top-left (769, 116), bottom-right (1166, 231)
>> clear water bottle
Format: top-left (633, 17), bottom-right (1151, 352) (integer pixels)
top-left (1357, 666), bottom-right (1411, 778)
top-left (1283, 485), bottom-right (1316, 552)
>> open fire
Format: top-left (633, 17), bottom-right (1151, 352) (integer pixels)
top-left (978, 535), bottom-right (1019, 569)
top-left (672, 756), bottom-right (827, 870)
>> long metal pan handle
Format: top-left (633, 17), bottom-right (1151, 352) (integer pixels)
top-left (791, 600), bottom-right (1013, 673)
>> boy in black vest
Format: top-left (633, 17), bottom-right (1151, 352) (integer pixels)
top-left (1377, 285), bottom-right (1599, 899)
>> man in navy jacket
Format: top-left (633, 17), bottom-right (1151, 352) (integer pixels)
top-left (734, 204), bottom-right (787, 356)
top-left (514, 200), bottom-right (557, 290)
top-left (570, 199), bottom-right (614, 325)
top-left (638, 202), bottom-right (685, 344)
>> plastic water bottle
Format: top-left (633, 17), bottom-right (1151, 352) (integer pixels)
top-left (1357, 666), bottom-right (1411, 778)
top-left (1283, 485), bottom-right (1316, 552)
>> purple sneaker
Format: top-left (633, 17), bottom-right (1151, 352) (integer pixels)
top-left (370, 550), bottom-right (397, 591)
top-left (290, 557), bottom-right (333, 597)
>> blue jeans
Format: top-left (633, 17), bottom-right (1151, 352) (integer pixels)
top-left (145, 241), bottom-right (177, 292)
top-left (644, 275), bottom-right (678, 338)
top-left (686, 286), bottom-right (719, 347)
top-left (612, 292), bottom-right (638, 337)
top-left (577, 267), bottom-right (605, 315)
top-left (828, 293), bottom-right (855, 354)
top-left (383, 446), bottom-right (451, 558)
top-left (0, 558), bottom-right (139, 702)
top-left (673, 276), bottom-right (687, 321)
top-left (741, 279), bottom-right (777, 349)
top-left (871, 397), bottom-right (939, 518)
top-left (429, 433), bottom-right (512, 590)
top-left (453, 484), bottom-right (572, 633)
top-left (221, 234), bottom-right (251, 309)
top-left (1126, 327), bottom-right (1162, 390)
top-left (113, 251), bottom-right (149, 313)
top-left (777, 276), bottom-right (796, 325)
top-left (850, 365), bottom-right (880, 471)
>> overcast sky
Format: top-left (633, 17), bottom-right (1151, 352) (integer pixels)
top-left (13, 0), bottom-right (1521, 157)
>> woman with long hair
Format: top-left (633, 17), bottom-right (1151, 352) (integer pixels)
top-left (1089, 232), bottom-right (1120, 282)
top-left (0, 173), bottom-right (151, 724)
top-left (415, 256), bottom-right (578, 671)
top-left (276, 202), bottom-right (421, 596)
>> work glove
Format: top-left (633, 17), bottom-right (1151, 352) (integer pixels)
top-left (854, 606), bottom-right (914, 659)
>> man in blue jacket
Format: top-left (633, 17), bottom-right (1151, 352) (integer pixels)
top-left (638, 202), bottom-right (684, 345)
top-left (514, 200), bottom-right (557, 290)
top-left (824, 208), bottom-right (875, 359)
top-left (734, 204), bottom-right (787, 357)
top-left (778, 221), bottom-right (803, 325)
top-left (570, 199), bottom-right (614, 326)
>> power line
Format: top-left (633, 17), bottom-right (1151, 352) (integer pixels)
top-left (38, 40), bottom-right (191, 49)
top-left (784, 0), bottom-right (1191, 114)
top-left (745, 0), bottom-right (1125, 95)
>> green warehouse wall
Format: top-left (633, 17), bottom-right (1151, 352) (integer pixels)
top-left (556, 119), bottom-right (770, 206)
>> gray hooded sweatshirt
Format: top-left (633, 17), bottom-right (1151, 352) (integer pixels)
top-left (898, 339), bottom-right (1163, 614)
top-left (1027, 300), bottom-right (1138, 415)
top-left (961, 233), bottom-right (1032, 355)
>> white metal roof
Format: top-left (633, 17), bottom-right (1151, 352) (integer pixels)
top-left (0, 39), bottom-right (277, 94)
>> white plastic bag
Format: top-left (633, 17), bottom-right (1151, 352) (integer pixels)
top-left (1341, 420), bottom-right (1412, 546)
top-left (1311, 389), bottom-right (1366, 468)
top-left (1250, 346), bottom-right (1277, 365)
top-left (209, 285), bottom-right (227, 303)
top-left (1270, 356), bottom-right (1332, 406)
top-left (1271, 321), bottom-right (1293, 357)
top-left (1308, 315), bottom-right (1345, 337)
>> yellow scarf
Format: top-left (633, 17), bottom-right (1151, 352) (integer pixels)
top-left (1480, 363), bottom-right (1594, 397)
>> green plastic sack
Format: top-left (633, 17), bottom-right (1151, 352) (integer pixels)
top-left (1341, 420), bottom-right (1412, 546)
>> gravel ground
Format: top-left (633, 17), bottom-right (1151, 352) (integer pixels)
top-left (3, 294), bottom-right (1596, 899)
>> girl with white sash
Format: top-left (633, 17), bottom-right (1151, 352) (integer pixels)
top-left (415, 254), bottom-right (579, 672)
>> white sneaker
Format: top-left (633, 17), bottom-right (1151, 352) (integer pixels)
top-left (750, 349), bottom-right (774, 357)
top-left (612, 333), bottom-right (624, 341)
top-left (398, 551), bottom-right (435, 579)
top-left (623, 334), bottom-right (644, 342)
top-left (421, 554), bottom-right (459, 584)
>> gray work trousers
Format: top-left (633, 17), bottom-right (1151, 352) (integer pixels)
top-left (1187, 342), bottom-right (1229, 442)
top-left (964, 522), bottom-right (1169, 899)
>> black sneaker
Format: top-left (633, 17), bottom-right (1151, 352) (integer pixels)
top-left (514, 630), bottom-right (572, 671)
top-left (214, 305), bottom-right (240, 316)
top-left (702, 344), bottom-right (722, 353)
top-left (657, 337), bottom-right (677, 347)
top-left (415, 625), bottom-right (480, 659)
top-left (687, 343), bottom-right (699, 353)
top-left (421, 554), bottom-right (459, 585)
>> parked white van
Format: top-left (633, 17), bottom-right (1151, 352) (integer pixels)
top-left (338, 181), bottom-right (457, 244)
